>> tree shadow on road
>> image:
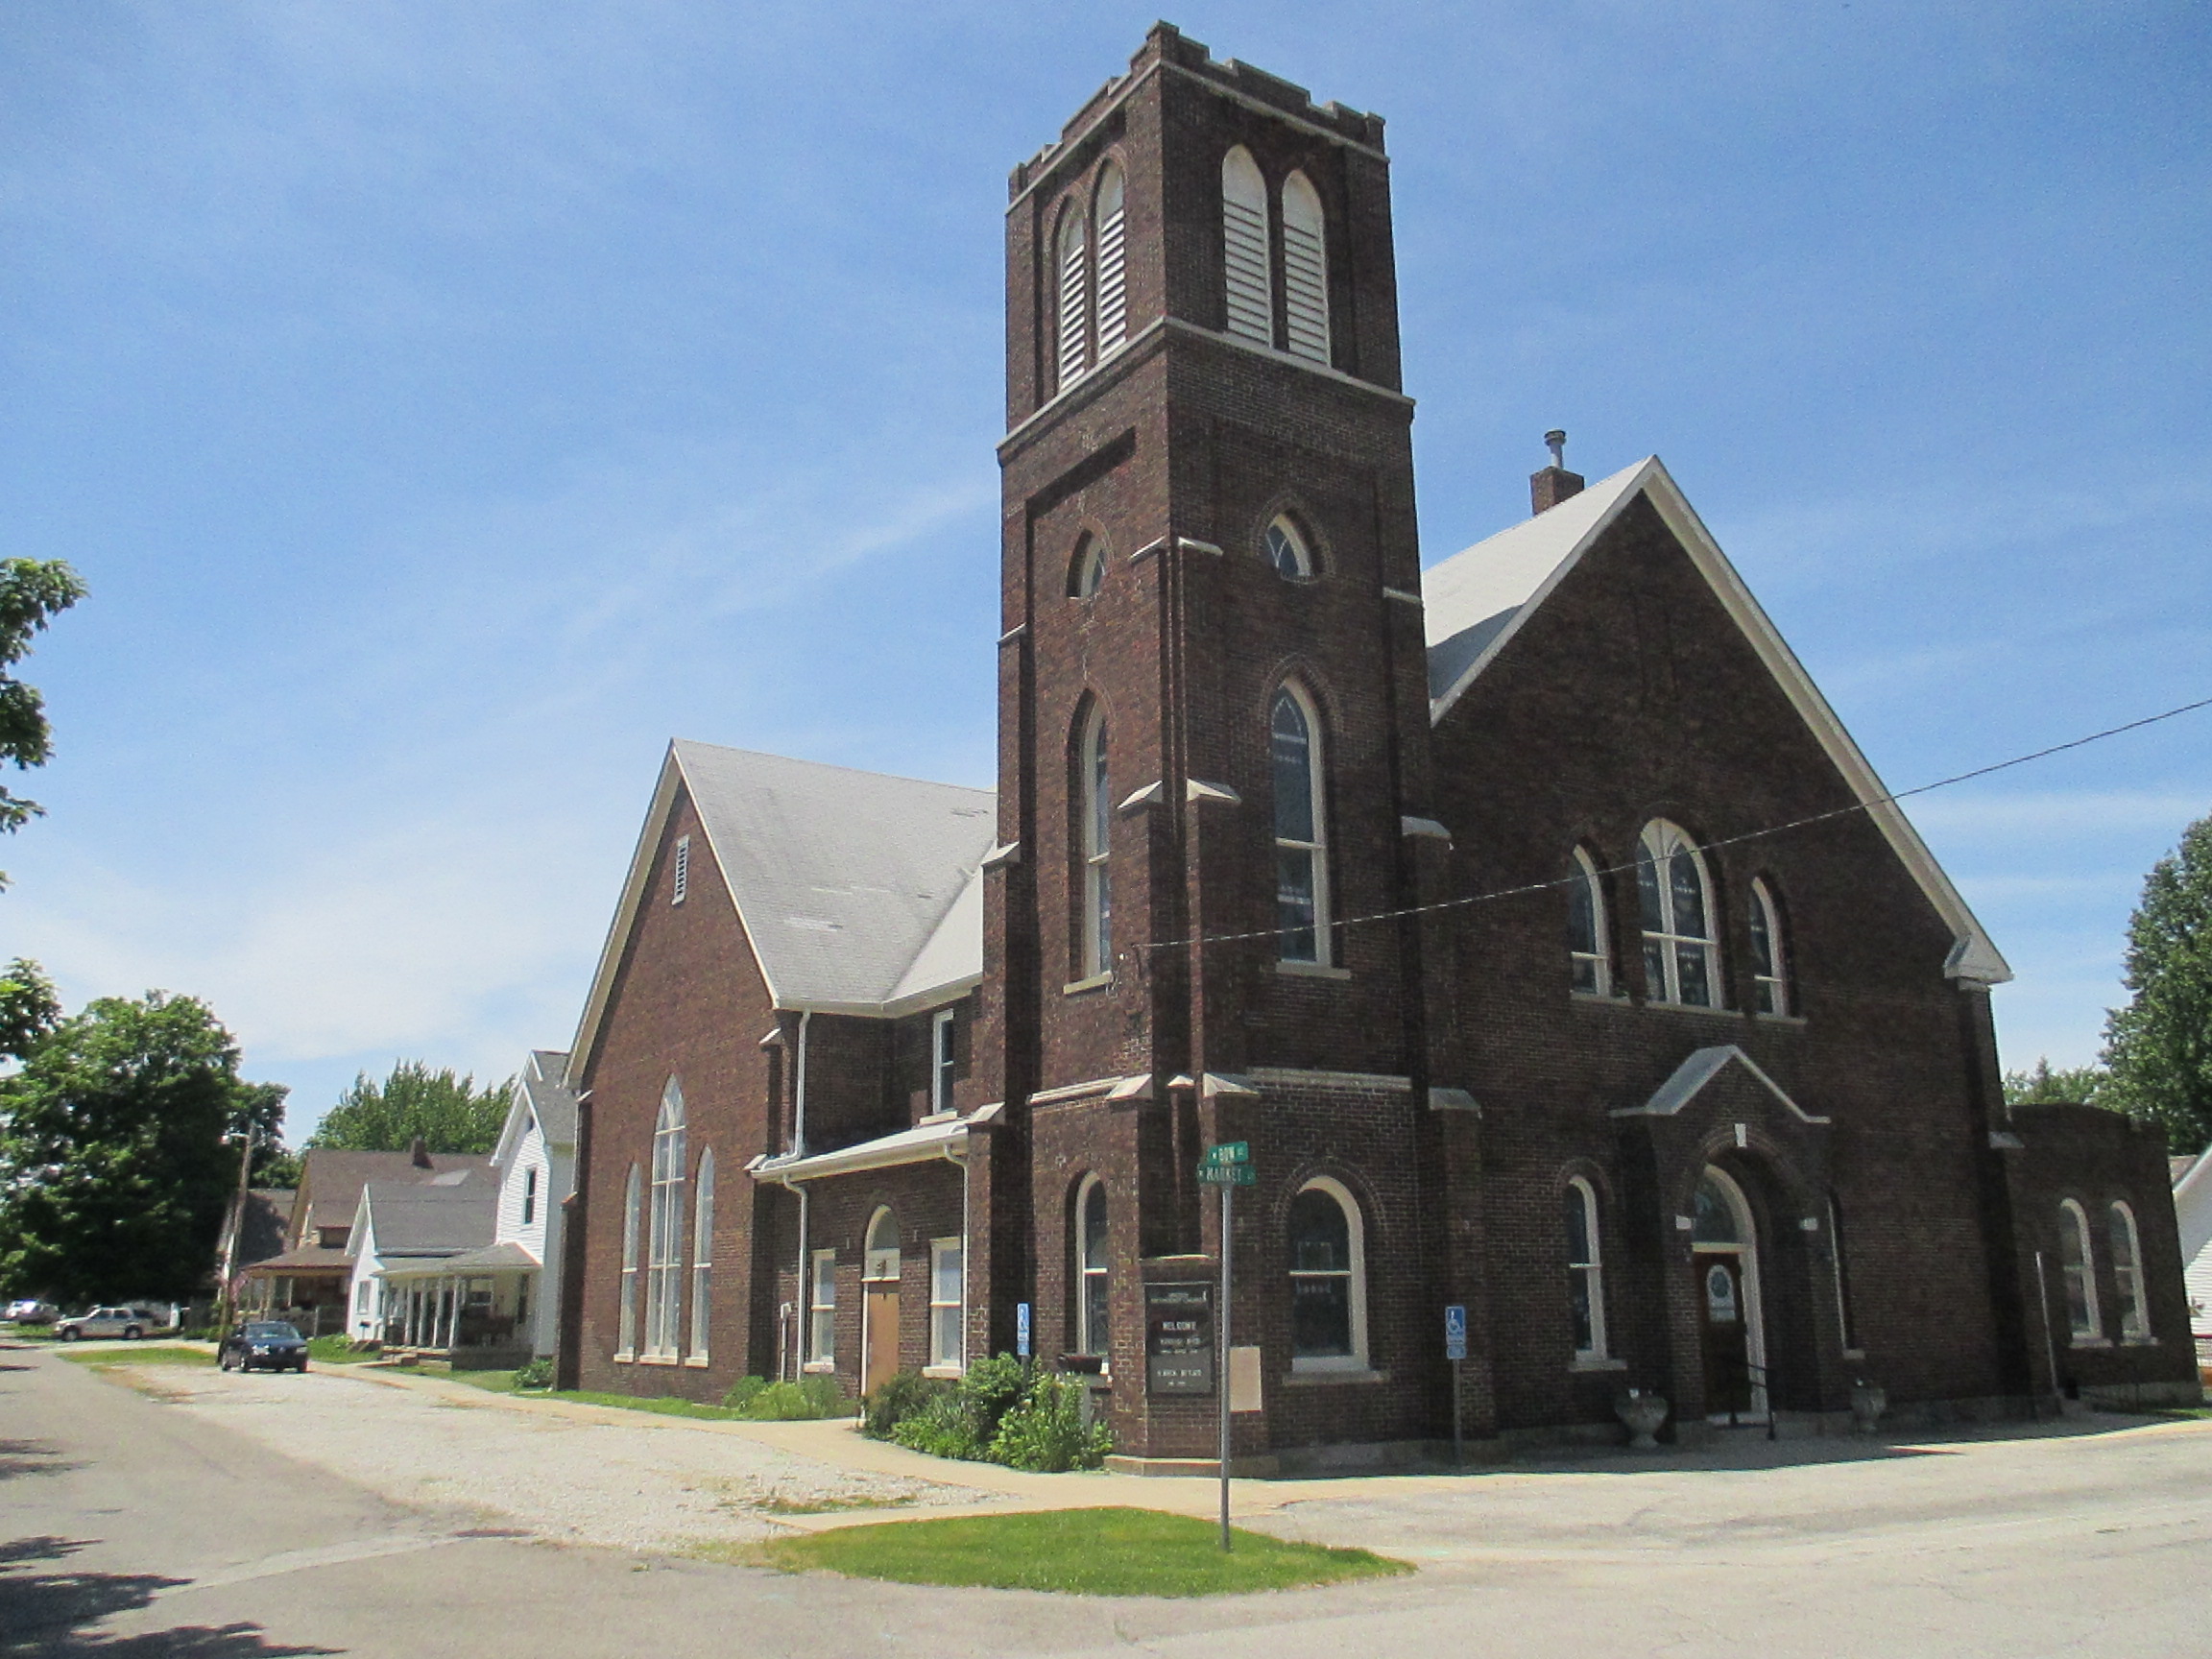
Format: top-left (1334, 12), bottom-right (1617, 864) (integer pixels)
top-left (0, 1536), bottom-right (340, 1658)
top-left (0, 1441), bottom-right (84, 1482)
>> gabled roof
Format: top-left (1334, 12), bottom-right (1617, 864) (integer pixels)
top-left (570, 741), bottom-right (998, 1075)
top-left (1421, 455), bottom-right (2010, 987)
top-left (1612, 1045), bottom-right (1830, 1124)
top-left (359, 1179), bottom-right (498, 1257)
top-left (291, 1148), bottom-right (494, 1244)
top-left (493, 1049), bottom-right (578, 1169)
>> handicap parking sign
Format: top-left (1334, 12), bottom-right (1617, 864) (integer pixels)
top-left (1444, 1303), bottom-right (1468, 1361)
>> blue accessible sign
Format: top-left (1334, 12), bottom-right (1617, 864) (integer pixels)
top-left (1017, 1301), bottom-right (1032, 1358)
top-left (1444, 1303), bottom-right (1468, 1362)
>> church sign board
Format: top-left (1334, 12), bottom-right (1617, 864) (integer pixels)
top-left (1145, 1282), bottom-right (1214, 1394)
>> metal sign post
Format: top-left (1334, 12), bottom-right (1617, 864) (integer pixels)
top-left (1444, 1304), bottom-right (1468, 1466)
top-left (1197, 1141), bottom-right (1254, 1553)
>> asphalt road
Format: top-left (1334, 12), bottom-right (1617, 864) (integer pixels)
top-left (5, 1339), bottom-right (2208, 1658)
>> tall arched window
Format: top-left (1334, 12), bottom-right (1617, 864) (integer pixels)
top-left (644, 1078), bottom-right (686, 1358)
top-left (1564, 1177), bottom-right (1606, 1360)
top-left (1569, 847), bottom-right (1611, 996)
top-left (1637, 820), bottom-right (1717, 1006)
top-left (1094, 162), bottom-right (1127, 356)
top-left (1079, 704), bottom-right (1112, 977)
top-left (689, 1147), bottom-right (715, 1360)
top-left (2107, 1201), bottom-right (2149, 1339)
top-left (616, 1163), bottom-right (641, 1358)
top-left (1070, 534), bottom-right (1104, 599)
top-left (2057, 1198), bottom-right (2100, 1341)
top-left (1263, 514), bottom-right (1313, 580)
top-left (1055, 201), bottom-right (1089, 392)
top-left (1288, 1177), bottom-right (1367, 1371)
top-left (1076, 1175), bottom-right (1109, 1358)
top-left (1271, 685), bottom-right (1330, 965)
top-left (1749, 878), bottom-right (1789, 1016)
top-left (1221, 147), bottom-right (1272, 346)
top-left (1280, 170), bottom-right (1330, 364)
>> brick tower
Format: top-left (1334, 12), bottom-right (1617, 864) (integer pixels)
top-left (972, 25), bottom-right (1449, 1460)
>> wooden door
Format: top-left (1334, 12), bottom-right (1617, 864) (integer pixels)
top-left (864, 1287), bottom-right (900, 1394)
top-left (1698, 1255), bottom-right (1752, 1415)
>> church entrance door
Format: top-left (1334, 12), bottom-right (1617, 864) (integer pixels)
top-left (862, 1206), bottom-right (902, 1396)
top-left (1691, 1166), bottom-right (1767, 1421)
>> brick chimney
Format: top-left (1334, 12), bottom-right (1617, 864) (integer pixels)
top-left (1530, 429), bottom-right (1584, 515)
top-left (409, 1135), bottom-right (431, 1169)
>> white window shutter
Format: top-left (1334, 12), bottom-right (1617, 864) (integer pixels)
top-left (1056, 207), bottom-right (1089, 392)
top-left (1281, 172), bottom-right (1330, 364)
top-left (1221, 147), bottom-right (1272, 346)
top-left (1094, 165), bottom-right (1127, 356)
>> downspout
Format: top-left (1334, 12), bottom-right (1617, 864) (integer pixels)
top-left (943, 1136), bottom-right (970, 1372)
top-left (787, 1011), bottom-right (813, 1384)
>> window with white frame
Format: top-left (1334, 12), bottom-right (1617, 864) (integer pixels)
top-left (1749, 878), bottom-right (1789, 1015)
top-left (1288, 1177), bottom-right (1367, 1371)
top-left (1055, 201), bottom-right (1089, 392)
top-left (1280, 171), bottom-right (1329, 364)
top-left (1636, 820), bottom-right (1718, 1006)
top-left (522, 1165), bottom-right (538, 1227)
top-left (1080, 704), bottom-right (1112, 978)
top-left (616, 1163), bottom-right (641, 1358)
top-left (355, 1279), bottom-right (372, 1315)
top-left (1263, 514), bottom-right (1313, 580)
top-left (2057, 1198), bottom-right (2100, 1341)
top-left (930, 1008), bottom-right (957, 1115)
top-left (689, 1148), bottom-right (714, 1359)
top-left (929, 1238), bottom-right (964, 1372)
top-left (1568, 847), bottom-right (1611, 996)
top-left (1221, 146), bottom-right (1272, 345)
top-left (1564, 1177), bottom-right (1606, 1360)
top-left (1070, 534), bottom-right (1104, 599)
top-left (1076, 1175), bottom-right (1109, 1358)
top-left (2107, 1201), bottom-right (2149, 1339)
top-left (672, 834), bottom-right (690, 904)
top-left (643, 1078), bottom-right (686, 1358)
top-left (808, 1249), bottom-right (835, 1364)
top-left (1094, 161), bottom-right (1127, 356)
top-left (1271, 685), bottom-right (1330, 964)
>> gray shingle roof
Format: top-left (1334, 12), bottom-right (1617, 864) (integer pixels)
top-left (520, 1049), bottom-right (577, 1146)
top-left (674, 739), bottom-right (997, 1013)
top-left (362, 1180), bottom-right (498, 1256)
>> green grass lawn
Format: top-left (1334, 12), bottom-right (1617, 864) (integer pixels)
top-left (445, 1368), bottom-right (520, 1393)
top-left (59, 1345), bottom-right (214, 1368)
top-left (740, 1507), bottom-right (1413, 1597)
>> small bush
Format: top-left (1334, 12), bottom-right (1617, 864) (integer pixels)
top-left (736, 1375), bottom-right (850, 1421)
top-left (989, 1372), bottom-right (1114, 1473)
top-left (862, 1371), bottom-right (950, 1440)
top-left (882, 1356), bottom-right (1112, 1472)
top-left (893, 1389), bottom-right (990, 1460)
top-left (512, 1357), bottom-right (555, 1391)
top-left (722, 1375), bottom-right (769, 1411)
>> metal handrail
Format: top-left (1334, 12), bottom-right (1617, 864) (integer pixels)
top-left (1717, 1355), bottom-right (1780, 1441)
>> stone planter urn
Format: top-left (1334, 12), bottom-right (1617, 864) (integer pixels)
top-left (1850, 1380), bottom-right (1887, 1435)
top-left (1615, 1388), bottom-right (1670, 1451)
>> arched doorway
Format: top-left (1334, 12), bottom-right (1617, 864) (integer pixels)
top-left (1693, 1167), bottom-right (1767, 1422)
top-left (862, 1208), bottom-right (902, 1395)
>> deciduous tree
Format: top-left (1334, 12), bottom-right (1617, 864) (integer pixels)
top-left (305, 1061), bottom-right (514, 1155)
top-left (0, 558), bottom-right (88, 886)
top-left (2101, 810), bottom-right (2212, 1154)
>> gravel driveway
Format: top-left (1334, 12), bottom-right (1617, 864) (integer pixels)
top-left (142, 1361), bottom-right (981, 1552)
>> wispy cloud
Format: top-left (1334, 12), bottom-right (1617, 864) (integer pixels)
top-left (1909, 790), bottom-right (2207, 838)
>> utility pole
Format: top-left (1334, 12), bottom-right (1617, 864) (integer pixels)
top-left (215, 1123), bottom-right (255, 1343)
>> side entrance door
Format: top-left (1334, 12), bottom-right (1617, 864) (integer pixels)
top-left (864, 1286), bottom-right (900, 1394)
top-left (1697, 1254), bottom-right (1753, 1415)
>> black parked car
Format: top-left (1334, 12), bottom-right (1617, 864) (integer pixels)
top-left (220, 1321), bottom-right (309, 1373)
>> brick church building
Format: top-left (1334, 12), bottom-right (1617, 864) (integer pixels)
top-left (555, 25), bottom-right (2199, 1462)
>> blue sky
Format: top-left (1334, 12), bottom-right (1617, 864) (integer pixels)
top-left (3, 1), bottom-right (2206, 1143)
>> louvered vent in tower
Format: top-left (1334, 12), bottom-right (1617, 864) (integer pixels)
top-left (1094, 163), bottom-right (1127, 356)
top-left (1281, 172), bottom-right (1330, 365)
top-left (1221, 147), bottom-right (1272, 346)
top-left (1056, 205), bottom-right (1089, 392)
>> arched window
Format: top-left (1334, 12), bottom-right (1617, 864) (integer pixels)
top-left (1749, 878), bottom-right (1789, 1016)
top-left (2107, 1201), bottom-right (2149, 1339)
top-left (1079, 704), bottom-right (1112, 978)
top-left (1280, 170), bottom-right (1329, 364)
top-left (1070, 534), bottom-right (1105, 599)
top-left (1288, 1177), bottom-right (1368, 1370)
top-left (1637, 820), bottom-right (1717, 1006)
top-left (1568, 847), bottom-right (1610, 996)
top-left (1221, 147), bottom-right (1272, 346)
top-left (1076, 1175), bottom-right (1109, 1358)
top-left (1271, 685), bottom-right (1330, 964)
top-left (2057, 1198), bottom-right (2100, 1341)
top-left (1262, 514), bottom-right (1313, 580)
top-left (689, 1148), bottom-right (714, 1360)
top-left (644, 1078), bottom-right (686, 1358)
top-left (1055, 201), bottom-right (1089, 393)
top-left (1564, 1177), bottom-right (1606, 1360)
top-left (616, 1163), bottom-right (641, 1358)
top-left (1094, 162), bottom-right (1127, 356)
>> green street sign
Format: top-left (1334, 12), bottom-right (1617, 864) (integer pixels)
top-left (1199, 1142), bottom-right (1251, 1167)
top-left (1197, 1162), bottom-right (1256, 1186)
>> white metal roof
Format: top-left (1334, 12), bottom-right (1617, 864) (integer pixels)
top-left (1419, 455), bottom-right (2011, 986)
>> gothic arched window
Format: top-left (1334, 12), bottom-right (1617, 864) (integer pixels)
top-left (688, 1147), bottom-right (714, 1360)
top-left (2108, 1201), bottom-right (2149, 1339)
top-left (644, 1077), bottom-right (687, 1358)
top-left (616, 1163), bottom-right (641, 1358)
top-left (1055, 201), bottom-right (1089, 393)
top-left (1569, 847), bottom-right (1611, 996)
top-left (1080, 704), bottom-right (1112, 978)
top-left (1637, 820), bottom-right (1717, 1006)
top-left (1263, 514), bottom-right (1313, 580)
top-left (1280, 170), bottom-right (1330, 363)
top-left (1271, 685), bottom-right (1330, 964)
top-left (1094, 162), bottom-right (1127, 356)
top-left (1749, 878), bottom-right (1790, 1016)
top-left (1288, 1177), bottom-right (1367, 1371)
top-left (1070, 534), bottom-right (1104, 599)
top-left (2057, 1198), bottom-right (2100, 1341)
top-left (1221, 147), bottom-right (1272, 346)
top-left (1564, 1177), bottom-right (1606, 1359)
top-left (1076, 1175), bottom-right (1109, 1358)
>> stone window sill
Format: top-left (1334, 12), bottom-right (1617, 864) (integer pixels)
top-left (2068, 1335), bottom-right (2112, 1350)
top-left (637, 1354), bottom-right (679, 1366)
top-left (1637, 998), bottom-right (1741, 1020)
top-left (1751, 1011), bottom-right (1810, 1026)
top-left (1063, 972), bottom-right (1113, 997)
top-left (802, 1360), bottom-right (836, 1375)
top-left (1571, 1357), bottom-right (1627, 1373)
top-left (1842, 1348), bottom-right (1866, 1361)
top-left (613, 1352), bottom-right (634, 1364)
top-left (1275, 960), bottom-right (1352, 981)
top-left (2120, 1334), bottom-right (2158, 1347)
top-left (923, 1363), bottom-right (966, 1380)
top-left (682, 1356), bottom-right (709, 1368)
top-left (1286, 1364), bottom-right (1387, 1386)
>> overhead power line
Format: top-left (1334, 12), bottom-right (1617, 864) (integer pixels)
top-left (1132, 691), bottom-right (2212, 960)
